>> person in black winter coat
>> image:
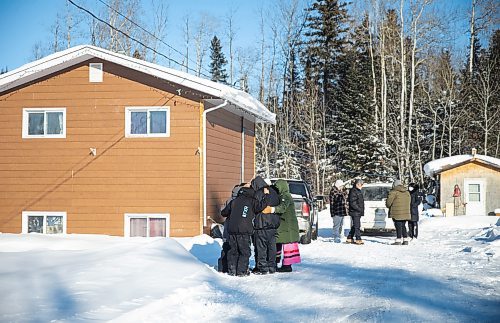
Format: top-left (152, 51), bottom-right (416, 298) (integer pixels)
top-left (347, 179), bottom-right (365, 244)
top-left (251, 176), bottom-right (281, 274)
top-left (221, 185), bottom-right (269, 276)
top-left (408, 183), bottom-right (422, 239)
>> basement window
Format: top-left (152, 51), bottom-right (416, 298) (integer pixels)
top-left (89, 63), bottom-right (103, 82)
top-left (22, 211), bottom-right (67, 234)
top-left (124, 214), bottom-right (170, 237)
top-left (125, 107), bottom-right (170, 138)
top-left (22, 108), bottom-right (66, 138)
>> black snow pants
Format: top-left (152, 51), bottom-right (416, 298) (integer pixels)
top-left (217, 241), bottom-right (230, 273)
top-left (408, 221), bottom-right (418, 239)
top-left (227, 234), bottom-right (252, 275)
top-left (393, 220), bottom-right (408, 239)
top-left (347, 216), bottom-right (362, 240)
top-left (253, 229), bottom-right (277, 273)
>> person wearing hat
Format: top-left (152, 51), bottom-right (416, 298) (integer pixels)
top-left (329, 179), bottom-right (348, 243)
top-left (347, 179), bottom-right (365, 245)
top-left (386, 179), bottom-right (411, 245)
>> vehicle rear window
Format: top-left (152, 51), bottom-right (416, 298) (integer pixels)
top-left (363, 186), bottom-right (391, 201)
top-left (288, 182), bottom-right (308, 197)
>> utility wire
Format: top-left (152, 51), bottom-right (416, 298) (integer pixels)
top-left (68, 0), bottom-right (212, 78)
top-left (95, 0), bottom-right (212, 77)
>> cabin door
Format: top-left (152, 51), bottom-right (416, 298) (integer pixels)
top-left (464, 178), bottom-right (486, 216)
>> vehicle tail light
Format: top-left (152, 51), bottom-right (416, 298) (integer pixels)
top-left (302, 202), bottom-right (310, 217)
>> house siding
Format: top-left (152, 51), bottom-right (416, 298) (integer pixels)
top-left (440, 162), bottom-right (500, 216)
top-left (206, 109), bottom-right (255, 225)
top-left (0, 59), bottom-right (202, 237)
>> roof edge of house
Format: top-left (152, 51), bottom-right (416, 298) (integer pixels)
top-left (0, 45), bottom-right (276, 124)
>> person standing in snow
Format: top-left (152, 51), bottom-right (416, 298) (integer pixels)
top-left (329, 179), bottom-right (348, 243)
top-left (251, 176), bottom-right (281, 274)
top-left (386, 179), bottom-right (411, 245)
top-left (217, 183), bottom-right (245, 273)
top-left (272, 179), bottom-right (301, 272)
top-left (221, 184), bottom-right (269, 276)
top-left (408, 183), bottom-right (422, 240)
top-left (346, 179), bottom-right (365, 245)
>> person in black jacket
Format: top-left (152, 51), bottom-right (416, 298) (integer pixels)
top-left (221, 185), bottom-right (269, 276)
top-left (347, 179), bottom-right (365, 245)
top-left (408, 183), bottom-right (422, 239)
top-left (251, 176), bottom-right (281, 274)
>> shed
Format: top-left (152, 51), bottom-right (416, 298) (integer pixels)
top-left (424, 151), bottom-right (500, 216)
top-left (0, 45), bottom-right (275, 237)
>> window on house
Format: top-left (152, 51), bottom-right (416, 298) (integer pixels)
top-left (89, 63), bottom-right (103, 82)
top-left (22, 211), bottom-right (67, 234)
top-left (124, 214), bottom-right (170, 237)
top-left (125, 107), bottom-right (170, 137)
top-left (23, 108), bottom-right (66, 138)
top-left (468, 184), bottom-right (481, 202)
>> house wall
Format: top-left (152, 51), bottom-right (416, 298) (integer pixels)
top-left (440, 162), bottom-right (500, 215)
top-left (0, 59), bottom-right (202, 237)
top-left (206, 109), bottom-right (255, 227)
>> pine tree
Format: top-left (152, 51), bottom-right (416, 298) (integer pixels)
top-left (209, 36), bottom-right (228, 84)
top-left (302, 0), bottom-right (349, 107)
top-left (334, 16), bottom-right (390, 181)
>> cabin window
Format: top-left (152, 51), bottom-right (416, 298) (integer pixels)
top-left (468, 184), bottom-right (481, 202)
top-left (125, 107), bottom-right (170, 138)
top-left (89, 63), bottom-right (103, 82)
top-left (22, 211), bottom-right (67, 234)
top-left (22, 108), bottom-right (66, 138)
top-left (124, 214), bottom-right (170, 237)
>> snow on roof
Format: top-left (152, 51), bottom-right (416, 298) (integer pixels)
top-left (0, 45), bottom-right (275, 124)
top-left (424, 154), bottom-right (500, 177)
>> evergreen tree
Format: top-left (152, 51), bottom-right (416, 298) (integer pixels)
top-left (302, 0), bottom-right (349, 107)
top-left (209, 36), bottom-right (228, 84)
top-left (334, 16), bottom-right (389, 181)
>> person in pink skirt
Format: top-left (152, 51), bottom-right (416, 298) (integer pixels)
top-left (266, 179), bottom-right (301, 272)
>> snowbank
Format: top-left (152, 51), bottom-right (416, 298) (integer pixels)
top-left (0, 234), bottom-right (213, 322)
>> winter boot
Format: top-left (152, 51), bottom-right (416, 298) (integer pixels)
top-left (354, 239), bottom-right (364, 245)
top-left (345, 237), bottom-right (354, 244)
top-left (391, 239), bottom-right (402, 245)
top-left (402, 238), bottom-right (409, 245)
top-left (277, 265), bottom-right (293, 273)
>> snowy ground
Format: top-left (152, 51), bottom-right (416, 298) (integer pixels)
top-left (1, 211), bottom-right (499, 322)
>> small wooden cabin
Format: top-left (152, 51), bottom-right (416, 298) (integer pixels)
top-left (0, 45), bottom-right (275, 237)
top-left (424, 151), bottom-right (500, 216)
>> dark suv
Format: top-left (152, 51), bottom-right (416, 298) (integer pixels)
top-left (271, 179), bottom-right (321, 244)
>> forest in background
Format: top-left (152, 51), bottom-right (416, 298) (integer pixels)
top-left (6, 0), bottom-right (499, 195)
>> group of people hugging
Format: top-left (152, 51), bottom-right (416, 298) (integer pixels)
top-left (218, 176), bottom-right (301, 277)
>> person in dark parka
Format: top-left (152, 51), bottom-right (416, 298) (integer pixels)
top-left (408, 183), bottom-right (422, 239)
top-left (221, 185), bottom-right (269, 276)
top-left (251, 176), bottom-right (281, 274)
top-left (347, 179), bottom-right (365, 244)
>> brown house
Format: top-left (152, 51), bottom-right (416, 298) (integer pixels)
top-left (0, 45), bottom-right (275, 237)
top-left (424, 151), bottom-right (500, 216)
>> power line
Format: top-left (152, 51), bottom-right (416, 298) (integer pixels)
top-left (68, 0), bottom-right (212, 78)
top-left (95, 0), bottom-right (212, 77)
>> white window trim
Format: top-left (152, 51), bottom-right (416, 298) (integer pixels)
top-left (22, 108), bottom-right (67, 139)
top-left (89, 63), bottom-right (103, 82)
top-left (125, 106), bottom-right (170, 138)
top-left (124, 213), bottom-right (170, 237)
top-left (22, 211), bottom-right (67, 234)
